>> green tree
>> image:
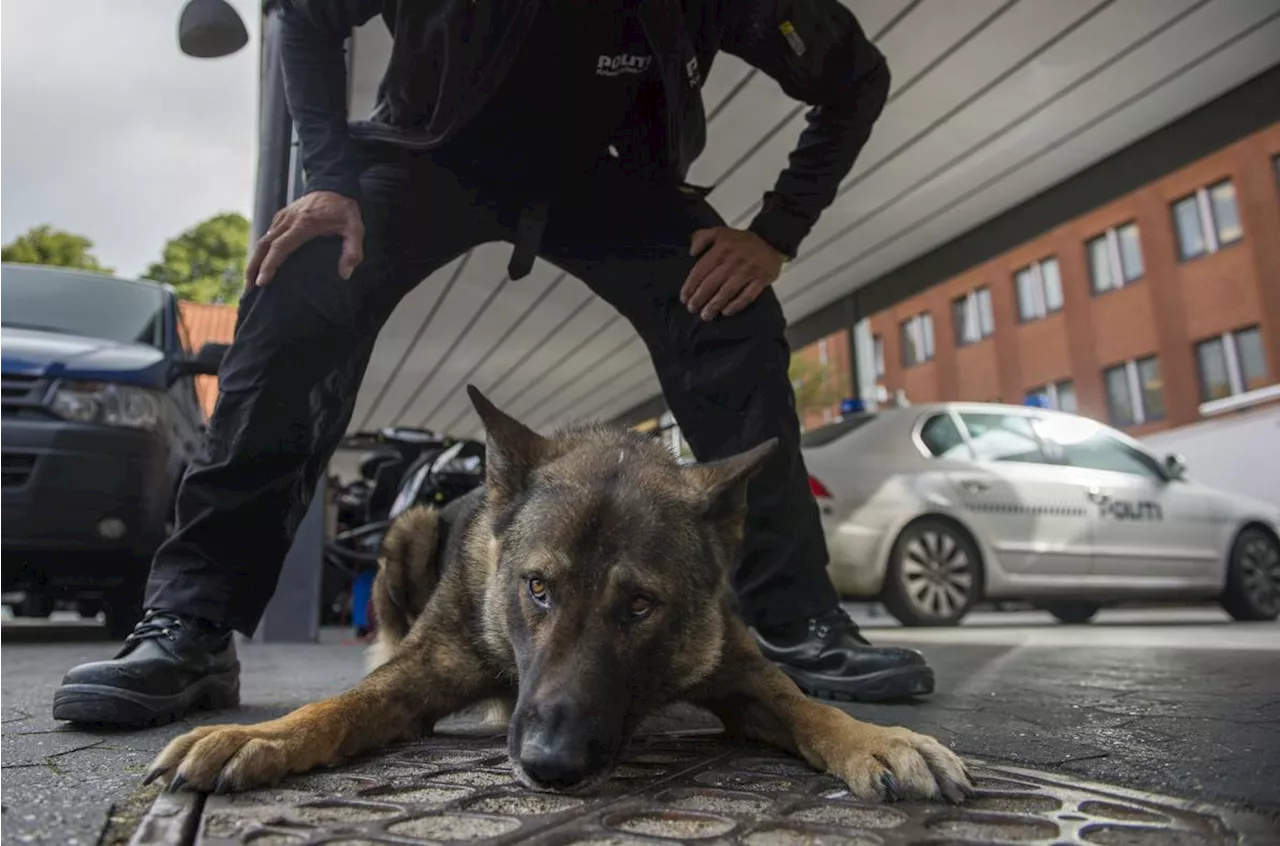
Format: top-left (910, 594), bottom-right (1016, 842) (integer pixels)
top-left (789, 353), bottom-right (846, 419)
top-left (144, 212), bottom-right (250, 304)
top-left (1, 225), bottom-right (113, 273)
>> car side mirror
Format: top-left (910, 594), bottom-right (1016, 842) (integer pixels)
top-left (179, 342), bottom-right (229, 376)
top-left (1164, 453), bottom-right (1188, 481)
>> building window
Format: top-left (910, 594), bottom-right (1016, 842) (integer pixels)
top-left (1087, 222), bottom-right (1144, 294)
top-left (873, 335), bottom-right (885, 378)
top-left (1026, 379), bottom-right (1077, 414)
top-left (900, 313), bottom-right (934, 367)
top-left (1014, 257), bottom-right (1063, 322)
top-left (1103, 356), bottom-right (1165, 428)
top-left (817, 338), bottom-right (829, 366)
top-left (952, 287), bottom-right (994, 347)
top-left (1196, 326), bottom-right (1270, 403)
top-left (1172, 179), bottom-right (1243, 261)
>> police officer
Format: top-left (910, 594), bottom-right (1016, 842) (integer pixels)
top-left (54, 0), bottom-right (933, 727)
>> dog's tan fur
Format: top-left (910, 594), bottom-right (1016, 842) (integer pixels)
top-left (148, 387), bottom-right (972, 803)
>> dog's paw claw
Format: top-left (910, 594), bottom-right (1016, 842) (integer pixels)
top-left (141, 765), bottom-right (168, 787)
top-left (832, 728), bottom-right (973, 805)
top-left (880, 770), bottom-right (902, 802)
top-left (148, 724), bottom-right (305, 794)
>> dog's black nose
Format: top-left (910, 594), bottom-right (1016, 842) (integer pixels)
top-left (518, 734), bottom-right (590, 790)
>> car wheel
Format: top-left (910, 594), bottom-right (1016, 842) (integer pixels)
top-left (882, 517), bottom-right (982, 627)
top-left (1042, 601), bottom-right (1101, 624)
top-left (1220, 527), bottom-right (1280, 622)
top-left (16, 593), bottom-right (55, 618)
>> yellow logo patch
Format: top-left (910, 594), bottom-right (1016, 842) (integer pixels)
top-left (779, 20), bottom-right (806, 56)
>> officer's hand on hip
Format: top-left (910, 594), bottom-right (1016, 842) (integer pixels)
top-left (246, 191), bottom-right (365, 288)
top-left (681, 227), bottom-right (785, 321)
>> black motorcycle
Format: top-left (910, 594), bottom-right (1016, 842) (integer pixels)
top-left (324, 429), bottom-right (485, 633)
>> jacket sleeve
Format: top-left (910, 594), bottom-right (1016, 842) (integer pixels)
top-left (277, 1), bottom-right (384, 201)
top-left (721, 0), bottom-right (890, 258)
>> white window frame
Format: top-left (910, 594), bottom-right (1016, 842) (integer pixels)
top-left (1174, 180), bottom-right (1243, 261)
top-left (1015, 258), bottom-right (1061, 322)
top-left (1221, 331), bottom-right (1244, 397)
top-left (954, 287), bottom-right (994, 346)
top-left (817, 338), bottom-right (829, 366)
top-left (1088, 223), bottom-right (1143, 294)
top-left (873, 335), bottom-right (885, 378)
top-left (901, 313), bottom-right (934, 368)
top-left (1124, 362), bottom-right (1146, 426)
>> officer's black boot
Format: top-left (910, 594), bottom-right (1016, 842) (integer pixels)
top-left (52, 610), bottom-right (240, 727)
top-left (755, 608), bottom-right (934, 702)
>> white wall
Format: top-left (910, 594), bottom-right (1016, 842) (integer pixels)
top-left (1141, 404), bottom-right (1280, 506)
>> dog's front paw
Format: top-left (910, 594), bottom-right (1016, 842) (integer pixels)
top-left (145, 724), bottom-right (309, 794)
top-left (829, 726), bottom-right (972, 804)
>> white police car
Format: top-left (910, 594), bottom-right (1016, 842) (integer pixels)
top-left (801, 402), bottom-right (1280, 626)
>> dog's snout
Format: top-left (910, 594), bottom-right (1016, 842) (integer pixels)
top-left (518, 728), bottom-right (590, 790)
top-left (513, 697), bottom-right (610, 791)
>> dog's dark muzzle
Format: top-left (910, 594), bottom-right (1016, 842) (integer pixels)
top-left (511, 698), bottom-right (618, 792)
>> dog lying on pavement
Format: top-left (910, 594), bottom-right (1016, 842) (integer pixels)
top-left (147, 386), bottom-right (972, 803)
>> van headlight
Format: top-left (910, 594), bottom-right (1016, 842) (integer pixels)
top-left (51, 382), bottom-right (162, 431)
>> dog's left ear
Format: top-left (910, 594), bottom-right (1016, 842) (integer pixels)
top-left (682, 438), bottom-right (778, 522)
top-left (467, 385), bottom-right (549, 506)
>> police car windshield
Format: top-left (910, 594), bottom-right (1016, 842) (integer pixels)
top-left (1, 264), bottom-right (166, 349)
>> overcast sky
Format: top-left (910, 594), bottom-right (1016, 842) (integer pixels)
top-left (2, 1), bottom-right (261, 277)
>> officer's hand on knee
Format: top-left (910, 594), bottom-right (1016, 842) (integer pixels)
top-left (247, 191), bottom-right (365, 288)
top-left (681, 227), bottom-right (785, 321)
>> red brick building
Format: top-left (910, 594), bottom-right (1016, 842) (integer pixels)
top-left (822, 122), bottom-right (1280, 437)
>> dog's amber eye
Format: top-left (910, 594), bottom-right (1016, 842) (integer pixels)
top-left (528, 578), bottom-right (548, 602)
top-left (629, 595), bottom-right (654, 617)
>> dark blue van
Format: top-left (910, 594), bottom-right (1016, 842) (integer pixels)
top-left (1, 263), bottom-right (227, 635)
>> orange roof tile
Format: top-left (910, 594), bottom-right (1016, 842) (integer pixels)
top-left (179, 301), bottom-right (238, 419)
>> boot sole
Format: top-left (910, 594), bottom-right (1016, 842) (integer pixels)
top-left (777, 663), bottom-right (935, 703)
top-left (51, 670), bottom-right (240, 728)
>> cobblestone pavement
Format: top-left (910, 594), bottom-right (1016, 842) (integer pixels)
top-left (134, 730), bottom-right (1277, 845)
top-left (3, 607), bottom-right (1278, 845)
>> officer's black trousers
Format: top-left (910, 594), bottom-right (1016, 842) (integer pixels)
top-left (145, 145), bottom-right (839, 634)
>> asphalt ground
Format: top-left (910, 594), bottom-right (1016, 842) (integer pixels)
top-left (2, 605), bottom-right (1277, 844)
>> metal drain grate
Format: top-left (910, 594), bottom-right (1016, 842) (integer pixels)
top-left (138, 731), bottom-right (1272, 845)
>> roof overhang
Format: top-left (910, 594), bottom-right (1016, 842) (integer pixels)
top-left (342, 0), bottom-right (1280, 440)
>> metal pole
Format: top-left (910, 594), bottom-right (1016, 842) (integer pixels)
top-left (251, 1), bottom-right (292, 243)
top-left (252, 1), bottom-right (326, 643)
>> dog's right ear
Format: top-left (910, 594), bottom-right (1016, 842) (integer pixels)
top-left (683, 438), bottom-right (778, 523)
top-left (467, 385), bottom-right (548, 506)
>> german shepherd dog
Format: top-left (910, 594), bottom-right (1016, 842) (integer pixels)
top-left (147, 387), bottom-right (972, 803)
